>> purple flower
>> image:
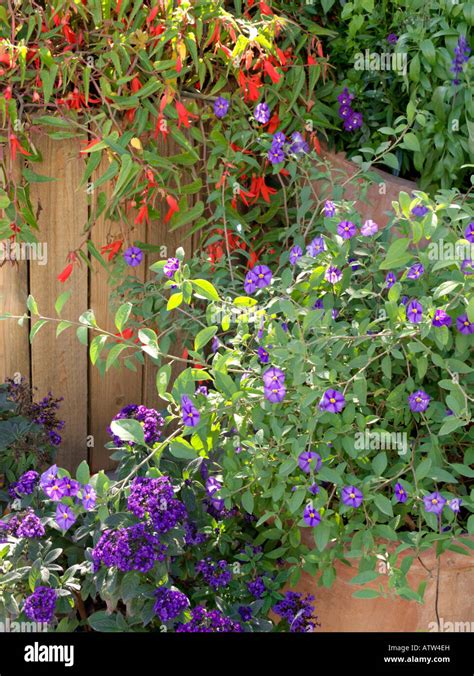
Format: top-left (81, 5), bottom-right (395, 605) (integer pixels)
top-left (43, 478), bottom-right (67, 502)
top-left (244, 270), bottom-right (258, 294)
top-left (387, 33), bottom-right (398, 45)
top-left (461, 259), bottom-right (474, 275)
top-left (238, 606), bottom-right (252, 622)
top-left (23, 587), bottom-right (57, 623)
top-left (344, 111), bottom-right (363, 131)
top-left (123, 246), bottom-right (143, 267)
top-left (448, 498), bottom-right (462, 513)
top-left (307, 236), bottom-right (326, 257)
top-left (211, 336), bottom-right (220, 353)
top-left (360, 219), bottom-right (378, 236)
top-left (254, 102), bottom-right (270, 124)
top-left (109, 404), bottom-right (163, 447)
top-left (205, 477), bottom-right (222, 497)
top-left (128, 476), bottom-right (186, 533)
top-left (195, 384), bottom-right (208, 396)
top-left (163, 257), bottom-right (180, 278)
top-left (82, 485), bottom-right (97, 511)
top-left (181, 395), bottom-right (200, 427)
top-left (153, 587), bottom-right (190, 622)
top-left (337, 87), bottom-right (354, 106)
top-left (313, 298), bottom-right (324, 310)
top-left (406, 299), bottom-right (423, 323)
top-left (273, 591), bottom-right (318, 633)
top-left (264, 383), bottom-right (286, 403)
top-left (309, 483), bottom-right (320, 496)
top-left (337, 220), bottom-right (357, 239)
top-left (338, 104), bottom-right (352, 120)
top-left (176, 606), bottom-right (242, 633)
top-left (58, 477), bottom-right (80, 497)
top-left (319, 389), bottom-right (346, 413)
top-left (248, 577), bottom-right (266, 599)
top-left (408, 389), bottom-right (430, 413)
top-left (289, 245), bottom-right (302, 265)
top-left (289, 132), bottom-right (309, 154)
top-left (268, 145), bottom-right (285, 164)
top-left (451, 35), bottom-right (471, 85)
top-left (456, 314), bottom-right (474, 334)
top-left (303, 504), bottom-right (321, 527)
top-left (40, 465), bottom-right (58, 489)
top-left (8, 470), bottom-right (39, 499)
top-left (341, 485), bottom-right (363, 508)
top-left (411, 205), bottom-right (428, 218)
top-left (56, 504), bottom-right (76, 532)
top-left (385, 272), bottom-right (396, 288)
top-left (272, 132), bottom-right (286, 147)
top-left (196, 558), bottom-right (232, 590)
top-left (15, 510), bottom-right (45, 538)
top-left (92, 523), bottom-right (167, 573)
top-left (258, 346), bottom-right (269, 363)
top-left (423, 492), bottom-right (446, 515)
top-left (214, 96), bottom-right (230, 119)
top-left (325, 266), bottom-right (342, 284)
top-left (298, 451), bottom-right (322, 474)
top-left (464, 222), bottom-right (474, 243)
top-left (394, 483), bottom-right (408, 503)
top-left (432, 309), bottom-right (452, 328)
top-left (253, 265), bottom-right (272, 288)
top-left (263, 367), bottom-right (285, 387)
top-left (407, 263), bottom-right (424, 279)
top-left (324, 200), bottom-right (336, 217)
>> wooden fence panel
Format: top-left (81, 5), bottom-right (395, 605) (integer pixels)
top-left (29, 136), bottom-right (88, 471)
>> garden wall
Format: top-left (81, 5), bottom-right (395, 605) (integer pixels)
top-left (0, 135), bottom-right (196, 472)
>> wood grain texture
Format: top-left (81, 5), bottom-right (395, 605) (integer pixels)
top-left (29, 135), bottom-right (88, 471)
top-left (89, 155), bottom-right (145, 472)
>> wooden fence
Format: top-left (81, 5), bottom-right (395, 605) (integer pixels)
top-left (0, 134), bottom-right (196, 472)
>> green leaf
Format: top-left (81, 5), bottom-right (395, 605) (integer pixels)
top-left (89, 334), bottom-right (108, 365)
top-left (167, 292), bottom-right (183, 311)
top-left (194, 326), bottom-right (218, 351)
top-left (379, 238), bottom-right (412, 270)
top-left (30, 319), bottom-right (47, 341)
top-left (314, 522), bottom-right (330, 552)
top-left (27, 294), bottom-right (39, 316)
top-left (349, 570), bottom-right (379, 585)
top-left (401, 133), bottom-right (421, 153)
top-left (169, 201), bottom-right (204, 231)
top-left (110, 418), bottom-right (145, 446)
top-left (114, 302), bottom-right (133, 333)
top-left (169, 439), bottom-right (197, 459)
top-left (352, 589), bottom-right (380, 599)
top-left (373, 494), bottom-right (393, 517)
top-left (88, 611), bottom-right (120, 632)
top-left (156, 364), bottom-right (171, 400)
top-left (54, 290), bottom-right (72, 316)
top-left (191, 279), bottom-right (219, 302)
top-left (106, 343), bottom-right (128, 371)
top-left (76, 460), bottom-right (90, 485)
top-left (22, 167), bottom-right (57, 183)
top-left (242, 490), bottom-right (254, 515)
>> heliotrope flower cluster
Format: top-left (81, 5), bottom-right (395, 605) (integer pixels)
top-left (1, 510), bottom-right (45, 539)
top-left (273, 591), bottom-right (319, 632)
top-left (108, 404), bottom-right (164, 447)
top-left (263, 366), bottom-right (286, 403)
top-left (247, 576), bottom-right (266, 599)
top-left (23, 587), bottom-right (57, 623)
top-left (8, 470), bottom-right (40, 499)
top-left (196, 558), bottom-right (232, 590)
top-left (92, 523), bottom-right (167, 573)
top-left (153, 587), bottom-right (190, 622)
top-left (127, 476), bottom-right (187, 533)
top-left (176, 606), bottom-right (242, 633)
top-left (451, 35), bottom-right (471, 85)
top-left (337, 87), bottom-right (363, 132)
top-left (29, 391), bottom-right (65, 446)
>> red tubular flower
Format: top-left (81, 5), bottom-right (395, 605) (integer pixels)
top-left (100, 239), bottom-right (123, 261)
top-left (57, 263), bottom-right (74, 283)
top-left (135, 203), bottom-right (149, 226)
top-left (175, 101), bottom-right (198, 128)
top-left (79, 138), bottom-right (101, 154)
top-left (267, 112), bottom-right (280, 134)
top-left (164, 195), bottom-right (179, 223)
top-left (250, 175), bottom-right (277, 204)
top-left (237, 71), bottom-right (262, 102)
top-left (263, 59), bottom-right (281, 84)
top-left (259, 0), bottom-right (273, 15)
top-left (146, 5), bottom-right (160, 24)
top-left (114, 328), bottom-right (137, 343)
top-left (9, 134), bottom-right (31, 162)
top-left (248, 249), bottom-right (259, 269)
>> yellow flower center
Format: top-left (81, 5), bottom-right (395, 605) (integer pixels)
top-left (329, 398), bottom-right (336, 403)
top-left (432, 498), bottom-right (438, 504)
top-left (350, 492), bottom-right (355, 499)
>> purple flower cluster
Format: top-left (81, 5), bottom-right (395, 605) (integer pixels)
top-left (176, 606), bottom-right (242, 632)
top-left (247, 576), bottom-right (266, 599)
top-left (1, 510), bottom-right (45, 539)
top-left (451, 35), bottom-right (471, 85)
top-left (108, 404), bottom-right (164, 447)
top-left (8, 470), bottom-right (40, 499)
top-left (153, 587), bottom-right (190, 622)
top-left (337, 87), bottom-right (363, 132)
top-left (127, 476), bottom-right (186, 533)
top-left (184, 521), bottom-right (207, 546)
top-left (244, 264), bottom-right (272, 294)
top-left (92, 523), bottom-right (167, 573)
top-left (196, 558), bottom-right (232, 590)
top-left (29, 391), bottom-right (65, 446)
top-left (263, 366), bottom-right (286, 403)
top-left (273, 591), bottom-right (319, 632)
top-left (23, 587), bottom-right (57, 623)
